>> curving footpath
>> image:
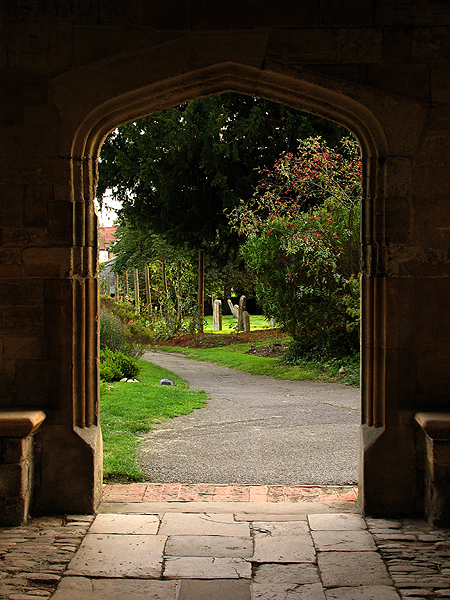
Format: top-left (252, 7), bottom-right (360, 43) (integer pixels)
top-left (139, 349), bottom-right (360, 485)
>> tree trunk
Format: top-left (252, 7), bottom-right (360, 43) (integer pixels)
top-left (197, 250), bottom-right (204, 333)
top-left (177, 261), bottom-right (182, 324)
top-left (144, 264), bottom-right (153, 322)
top-left (134, 268), bottom-right (140, 313)
top-left (125, 271), bottom-right (129, 297)
top-left (114, 273), bottom-right (119, 301)
top-left (162, 260), bottom-right (168, 293)
top-left (161, 260), bottom-right (168, 317)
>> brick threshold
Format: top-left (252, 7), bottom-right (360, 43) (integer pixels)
top-left (103, 483), bottom-right (358, 503)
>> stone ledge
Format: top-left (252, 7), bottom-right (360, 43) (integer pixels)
top-left (0, 410), bottom-right (46, 437)
top-left (415, 412), bottom-right (450, 440)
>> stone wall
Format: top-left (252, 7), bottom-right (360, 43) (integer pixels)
top-left (1, 1), bottom-right (450, 520)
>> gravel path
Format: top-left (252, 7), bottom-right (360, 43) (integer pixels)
top-left (139, 350), bottom-right (360, 485)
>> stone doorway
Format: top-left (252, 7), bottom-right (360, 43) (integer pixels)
top-left (46, 59), bottom-right (394, 520)
top-left (97, 96), bottom-right (362, 496)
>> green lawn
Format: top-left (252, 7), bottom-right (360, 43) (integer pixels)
top-left (159, 336), bottom-right (360, 385)
top-left (101, 359), bottom-right (208, 481)
top-left (202, 314), bottom-right (274, 334)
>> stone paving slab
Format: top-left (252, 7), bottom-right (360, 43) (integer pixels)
top-left (177, 578), bottom-right (251, 599)
top-left (253, 521), bottom-right (310, 537)
top-left (318, 551), bottom-right (392, 588)
top-left (66, 533), bottom-right (167, 578)
top-left (51, 576), bottom-right (178, 599)
top-left (100, 500), bottom-right (359, 515)
top-left (165, 534), bottom-right (253, 557)
top-left (253, 563), bottom-right (321, 584)
top-left (253, 535), bottom-right (316, 563)
top-left (252, 582), bottom-right (327, 599)
top-left (163, 556), bottom-right (252, 579)
top-left (159, 512), bottom-right (250, 536)
top-left (324, 586), bottom-right (401, 599)
top-left (89, 513), bottom-right (160, 534)
top-left (312, 529), bottom-right (377, 551)
top-left (4, 507), bottom-right (450, 600)
top-left (308, 513), bottom-right (367, 531)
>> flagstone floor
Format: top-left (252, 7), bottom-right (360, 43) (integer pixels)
top-left (1, 485), bottom-right (450, 599)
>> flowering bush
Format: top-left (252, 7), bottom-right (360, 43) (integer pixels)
top-left (228, 136), bottom-right (361, 359)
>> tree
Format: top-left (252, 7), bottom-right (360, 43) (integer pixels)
top-left (97, 93), bottom-right (343, 259)
top-left (97, 94), bottom-right (345, 330)
top-left (229, 136), bottom-right (361, 359)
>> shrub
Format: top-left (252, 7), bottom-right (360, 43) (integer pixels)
top-left (100, 360), bottom-right (123, 383)
top-left (100, 348), bottom-right (140, 382)
top-left (100, 295), bottom-right (155, 349)
top-left (100, 310), bottom-right (130, 352)
top-left (113, 351), bottom-right (140, 379)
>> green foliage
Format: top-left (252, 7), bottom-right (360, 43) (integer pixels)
top-left (100, 348), bottom-right (140, 382)
top-left (342, 275), bottom-right (361, 334)
top-left (97, 94), bottom-right (344, 262)
top-left (229, 136), bottom-right (361, 359)
top-left (101, 295), bottom-right (155, 351)
top-left (152, 297), bottom-right (184, 340)
top-left (100, 310), bottom-right (130, 352)
top-left (99, 359), bottom-right (123, 383)
top-left (101, 360), bottom-right (208, 480)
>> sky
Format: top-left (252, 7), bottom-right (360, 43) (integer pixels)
top-left (96, 193), bottom-right (121, 227)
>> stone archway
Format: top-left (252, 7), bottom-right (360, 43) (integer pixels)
top-left (3, 3), bottom-right (450, 527)
top-left (45, 56), bottom-right (399, 517)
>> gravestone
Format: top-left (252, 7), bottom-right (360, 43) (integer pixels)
top-left (227, 299), bottom-right (239, 318)
top-left (238, 295), bottom-right (246, 331)
top-left (213, 299), bottom-right (222, 331)
top-left (243, 310), bottom-right (250, 333)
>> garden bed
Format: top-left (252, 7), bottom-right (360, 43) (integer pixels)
top-left (156, 328), bottom-right (283, 349)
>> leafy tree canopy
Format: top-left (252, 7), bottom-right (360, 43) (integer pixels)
top-left (97, 93), bottom-right (344, 261)
top-left (228, 136), bottom-right (362, 357)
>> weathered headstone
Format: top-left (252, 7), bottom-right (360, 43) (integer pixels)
top-left (268, 318), bottom-right (276, 327)
top-left (213, 299), bottom-right (222, 331)
top-left (227, 299), bottom-right (239, 318)
top-left (243, 310), bottom-right (250, 333)
top-left (238, 295), bottom-right (246, 331)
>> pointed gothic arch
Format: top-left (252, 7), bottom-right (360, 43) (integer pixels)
top-left (52, 59), bottom-right (391, 515)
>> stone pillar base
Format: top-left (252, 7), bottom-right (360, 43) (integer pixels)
top-left (0, 436), bottom-right (35, 526)
top-left (0, 411), bottom-right (46, 526)
top-left (415, 413), bottom-right (450, 526)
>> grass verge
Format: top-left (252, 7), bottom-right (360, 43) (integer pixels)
top-left (159, 337), bottom-right (360, 386)
top-left (202, 314), bottom-right (274, 334)
top-left (101, 359), bottom-right (208, 481)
